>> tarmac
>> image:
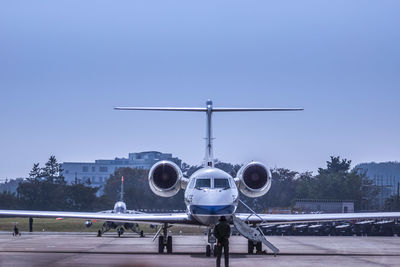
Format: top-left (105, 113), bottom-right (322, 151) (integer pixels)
top-left (1, 232), bottom-right (400, 266)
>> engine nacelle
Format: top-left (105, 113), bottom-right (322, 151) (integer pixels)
top-left (148, 160), bottom-right (183, 197)
top-left (85, 220), bottom-right (93, 228)
top-left (236, 162), bottom-right (272, 198)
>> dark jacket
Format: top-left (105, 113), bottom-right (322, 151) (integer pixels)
top-left (214, 221), bottom-right (231, 243)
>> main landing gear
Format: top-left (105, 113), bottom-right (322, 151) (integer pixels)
top-left (248, 240), bottom-right (263, 254)
top-left (232, 212), bottom-right (280, 256)
top-left (158, 223), bottom-right (173, 254)
top-left (131, 223), bottom-right (145, 237)
top-left (205, 227), bottom-right (217, 257)
top-left (97, 223), bottom-right (111, 237)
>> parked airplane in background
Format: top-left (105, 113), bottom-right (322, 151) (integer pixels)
top-left (1, 99), bottom-right (400, 256)
top-left (86, 176), bottom-right (144, 238)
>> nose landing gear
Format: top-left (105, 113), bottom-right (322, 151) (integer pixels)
top-left (206, 227), bottom-right (217, 257)
top-left (117, 227), bottom-right (124, 237)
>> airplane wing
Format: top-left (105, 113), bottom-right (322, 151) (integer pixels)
top-left (98, 210), bottom-right (144, 214)
top-left (236, 212), bottom-right (400, 224)
top-left (0, 210), bottom-right (196, 225)
top-left (126, 210), bottom-right (146, 214)
top-left (98, 210), bottom-right (114, 213)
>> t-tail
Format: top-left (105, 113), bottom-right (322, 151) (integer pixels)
top-left (115, 99), bottom-right (303, 167)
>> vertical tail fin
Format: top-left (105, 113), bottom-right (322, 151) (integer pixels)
top-left (120, 176), bottom-right (124, 202)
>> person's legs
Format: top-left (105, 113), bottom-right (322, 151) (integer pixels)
top-left (216, 243), bottom-right (223, 267)
top-left (223, 243), bottom-right (229, 267)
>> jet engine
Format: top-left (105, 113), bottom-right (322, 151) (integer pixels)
top-left (236, 162), bottom-right (272, 198)
top-left (148, 160), bottom-right (183, 197)
top-left (85, 220), bottom-right (93, 228)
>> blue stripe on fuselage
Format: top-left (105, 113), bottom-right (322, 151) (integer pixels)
top-left (190, 205), bottom-right (235, 215)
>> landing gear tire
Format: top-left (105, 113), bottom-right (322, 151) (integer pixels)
top-left (213, 244), bottom-right (218, 257)
top-left (206, 244), bottom-right (211, 257)
top-left (140, 230), bottom-right (144, 237)
top-left (248, 240), bottom-right (254, 254)
top-left (256, 242), bottom-right (262, 253)
top-left (167, 236), bottom-right (173, 254)
top-left (97, 230), bottom-right (102, 237)
top-left (158, 236), bottom-right (165, 253)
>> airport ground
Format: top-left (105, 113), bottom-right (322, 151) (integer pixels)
top-left (1, 231), bottom-right (400, 267)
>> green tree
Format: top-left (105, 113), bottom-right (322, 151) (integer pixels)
top-left (294, 171), bottom-right (315, 200)
top-left (29, 163), bottom-right (42, 178)
top-left (385, 194), bottom-right (400, 211)
top-left (385, 183), bottom-right (400, 211)
top-left (296, 156), bottom-right (379, 211)
top-left (42, 155), bottom-right (65, 184)
top-left (239, 168), bottom-right (307, 212)
top-left (17, 155), bottom-right (102, 211)
top-left (17, 177), bottom-right (103, 211)
top-left (215, 161), bottom-right (242, 177)
top-left (0, 191), bottom-right (20, 209)
top-left (65, 182), bottom-right (100, 211)
top-left (17, 179), bottom-right (68, 210)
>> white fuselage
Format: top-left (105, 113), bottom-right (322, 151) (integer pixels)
top-left (111, 201), bottom-right (127, 227)
top-left (184, 167), bottom-right (239, 225)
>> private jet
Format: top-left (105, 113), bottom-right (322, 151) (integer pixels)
top-left (85, 176), bottom-right (144, 238)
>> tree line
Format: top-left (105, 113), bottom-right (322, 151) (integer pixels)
top-left (0, 156), bottom-right (108, 211)
top-left (0, 155), bottom-right (397, 212)
top-left (240, 157), bottom-right (380, 212)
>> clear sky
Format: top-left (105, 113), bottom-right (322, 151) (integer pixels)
top-left (0, 1), bottom-right (399, 181)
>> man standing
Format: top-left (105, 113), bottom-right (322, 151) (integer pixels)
top-left (29, 217), bottom-right (33, 232)
top-left (214, 216), bottom-right (230, 267)
top-left (13, 224), bottom-right (20, 237)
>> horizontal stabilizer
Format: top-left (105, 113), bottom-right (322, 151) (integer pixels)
top-left (114, 107), bottom-right (303, 112)
top-left (212, 108), bottom-right (303, 112)
top-left (114, 107), bottom-right (206, 111)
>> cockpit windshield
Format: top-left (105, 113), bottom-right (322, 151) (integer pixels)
top-left (114, 202), bottom-right (126, 213)
top-left (214, 178), bottom-right (230, 189)
top-left (115, 206), bottom-right (125, 213)
top-left (195, 178), bottom-right (211, 189)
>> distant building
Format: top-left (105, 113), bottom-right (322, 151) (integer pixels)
top-left (295, 199), bottom-right (354, 213)
top-left (61, 151), bottom-right (181, 186)
top-left (0, 178), bottom-right (24, 193)
top-left (355, 162), bottom-right (400, 210)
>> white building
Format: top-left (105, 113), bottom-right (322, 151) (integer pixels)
top-left (62, 151), bottom-right (181, 186)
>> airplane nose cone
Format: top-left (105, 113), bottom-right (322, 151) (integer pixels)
top-left (194, 189), bottom-right (233, 205)
top-left (191, 204), bottom-right (236, 215)
top-left (190, 189), bottom-right (236, 216)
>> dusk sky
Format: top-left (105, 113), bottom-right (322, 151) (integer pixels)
top-left (1, 1), bottom-right (399, 181)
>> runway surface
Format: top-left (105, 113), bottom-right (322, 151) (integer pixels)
top-left (1, 232), bottom-right (400, 266)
